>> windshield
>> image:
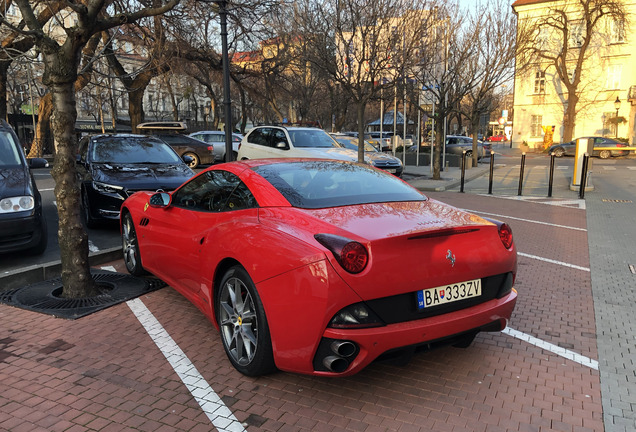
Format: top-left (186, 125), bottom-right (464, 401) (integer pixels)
top-left (0, 131), bottom-right (22, 166)
top-left (90, 136), bottom-right (182, 164)
top-left (288, 129), bottom-right (340, 148)
top-left (252, 160), bottom-right (425, 209)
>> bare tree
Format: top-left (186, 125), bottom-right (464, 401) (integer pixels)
top-left (515, 0), bottom-right (627, 142)
top-left (460, 0), bottom-right (518, 167)
top-left (296, 0), bottom-right (434, 162)
top-left (12, 0), bottom-right (179, 298)
top-left (409, 3), bottom-right (476, 179)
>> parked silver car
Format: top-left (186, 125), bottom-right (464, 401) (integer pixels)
top-left (188, 130), bottom-right (243, 162)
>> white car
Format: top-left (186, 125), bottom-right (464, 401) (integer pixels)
top-left (238, 126), bottom-right (361, 162)
top-left (188, 131), bottom-right (243, 162)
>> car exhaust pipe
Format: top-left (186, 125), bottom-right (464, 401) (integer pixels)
top-left (330, 340), bottom-right (356, 357)
top-left (322, 356), bottom-right (349, 373)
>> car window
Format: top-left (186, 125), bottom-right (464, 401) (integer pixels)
top-left (248, 128), bottom-right (272, 147)
top-left (288, 129), bottom-right (338, 148)
top-left (172, 170), bottom-right (257, 212)
top-left (90, 136), bottom-right (182, 164)
top-left (0, 131), bottom-right (22, 166)
top-left (158, 135), bottom-right (201, 145)
top-left (252, 161), bottom-right (425, 209)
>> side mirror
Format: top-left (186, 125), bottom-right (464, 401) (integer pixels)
top-left (149, 192), bottom-right (171, 208)
top-left (275, 141), bottom-right (288, 149)
top-left (182, 154), bottom-right (194, 164)
top-left (28, 158), bottom-right (49, 169)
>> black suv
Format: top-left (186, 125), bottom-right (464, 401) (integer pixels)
top-left (0, 120), bottom-right (49, 254)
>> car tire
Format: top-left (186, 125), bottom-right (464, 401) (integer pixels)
top-left (121, 212), bottom-right (147, 276)
top-left (216, 266), bottom-right (276, 376)
top-left (599, 150), bottom-right (611, 159)
top-left (82, 187), bottom-right (99, 229)
top-left (184, 152), bottom-right (200, 168)
top-left (553, 148), bottom-right (565, 157)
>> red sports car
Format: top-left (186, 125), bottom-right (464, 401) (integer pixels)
top-left (121, 159), bottom-right (517, 377)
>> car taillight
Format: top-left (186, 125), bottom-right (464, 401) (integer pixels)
top-left (314, 233), bottom-right (368, 274)
top-left (207, 146), bottom-right (214, 151)
top-left (498, 223), bottom-right (514, 249)
top-left (617, 143), bottom-right (627, 147)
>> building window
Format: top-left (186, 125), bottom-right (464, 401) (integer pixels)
top-left (534, 71), bottom-right (545, 94)
top-left (530, 115), bottom-right (543, 137)
top-left (607, 64), bottom-right (622, 89)
top-left (610, 19), bottom-right (625, 44)
top-left (569, 21), bottom-right (584, 47)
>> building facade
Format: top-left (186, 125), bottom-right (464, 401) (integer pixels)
top-left (512, 0), bottom-right (636, 149)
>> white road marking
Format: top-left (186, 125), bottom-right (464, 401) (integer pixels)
top-left (101, 266), bottom-right (117, 272)
top-left (503, 327), bottom-right (598, 370)
top-left (39, 188), bottom-right (55, 191)
top-left (88, 240), bottom-right (99, 253)
top-left (464, 209), bottom-right (587, 231)
top-left (518, 252), bottom-right (590, 272)
top-left (602, 166), bottom-right (617, 171)
top-left (127, 298), bottom-right (246, 432)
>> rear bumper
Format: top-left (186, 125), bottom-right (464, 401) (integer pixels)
top-left (316, 289), bottom-right (517, 376)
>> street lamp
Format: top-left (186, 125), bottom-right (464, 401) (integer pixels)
top-left (614, 96), bottom-right (621, 137)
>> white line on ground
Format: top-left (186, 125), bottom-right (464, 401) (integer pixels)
top-left (88, 240), bottom-right (99, 253)
top-left (518, 252), bottom-right (590, 272)
top-left (127, 298), bottom-right (246, 432)
top-left (463, 209), bottom-right (587, 231)
top-left (503, 327), bottom-right (599, 370)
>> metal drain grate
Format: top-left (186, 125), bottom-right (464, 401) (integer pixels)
top-left (602, 199), bottom-right (633, 203)
top-left (0, 270), bottom-right (166, 319)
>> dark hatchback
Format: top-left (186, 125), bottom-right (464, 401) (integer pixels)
top-left (77, 134), bottom-right (194, 227)
top-left (0, 120), bottom-right (48, 255)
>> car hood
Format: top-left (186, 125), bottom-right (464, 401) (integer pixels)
top-left (90, 163), bottom-right (193, 190)
top-left (364, 152), bottom-right (401, 164)
top-left (293, 147), bottom-right (360, 161)
top-left (0, 166), bottom-right (31, 198)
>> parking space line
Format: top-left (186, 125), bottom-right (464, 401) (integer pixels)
top-left (503, 327), bottom-right (599, 370)
top-left (518, 252), bottom-right (590, 272)
top-left (127, 298), bottom-right (246, 432)
top-left (463, 209), bottom-right (587, 231)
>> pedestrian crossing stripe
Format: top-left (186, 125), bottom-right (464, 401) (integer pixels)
top-left (477, 194), bottom-right (586, 209)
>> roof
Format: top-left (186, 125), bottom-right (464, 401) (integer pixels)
top-left (368, 110), bottom-right (415, 126)
top-left (511, 0), bottom-right (554, 7)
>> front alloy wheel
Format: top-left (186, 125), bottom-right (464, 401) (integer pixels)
top-left (217, 266), bottom-right (275, 376)
top-left (121, 212), bottom-right (146, 276)
top-left (599, 150), bottom-right (611, 159)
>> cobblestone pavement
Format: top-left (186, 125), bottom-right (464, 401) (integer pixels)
top-left (1, 150), bottom-right (633, 431)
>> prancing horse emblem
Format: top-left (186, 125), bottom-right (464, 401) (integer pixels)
top-left (446, 249), bottom-right (456, 267)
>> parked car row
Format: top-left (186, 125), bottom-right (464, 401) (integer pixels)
top-left (547, 136), bottom-right (629, 159)
top-left (408, 135), bottom-right (486, 160)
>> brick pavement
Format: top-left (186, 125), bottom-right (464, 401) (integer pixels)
top-left (0, 151), bottom-right (623, 431)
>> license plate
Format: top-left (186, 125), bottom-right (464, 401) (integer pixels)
top-left (417, 279), bottom-right (481, 310)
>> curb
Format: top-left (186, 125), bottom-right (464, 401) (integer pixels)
top-left (0, 247), bottom-right (122, 292)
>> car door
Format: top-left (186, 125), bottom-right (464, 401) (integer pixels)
top-left (143, 170), bottom-right (259, 308)
top-left (244, 127), bottom-right (290, 159)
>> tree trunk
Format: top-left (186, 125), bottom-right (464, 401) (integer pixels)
top-left (356, 101), bottom-right (366, 163)
top-left (49, 82), bottom-right (98, 298)
top-left (562, 92), bottom-right (578, 143)
top-left (0, 61), bottom-right (9, 121)
top-left (432, 111), bottom-right (443, 180)
top-left (129, 88), bottom-right (145, 133)
top-left (28, 92), bottom-right (53, 158)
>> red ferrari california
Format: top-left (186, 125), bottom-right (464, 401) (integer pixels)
top-left (121, 159), bottom-right (517, 377)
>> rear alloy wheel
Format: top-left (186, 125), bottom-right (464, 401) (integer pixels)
top-left (217, 266), bottom-right (276, 376)
top-left (121, 212), bottom-right (146, 276)
top-left (599, 150), bottom-right (611, 159)
top-left (184, 152), bottom-right (200, 168)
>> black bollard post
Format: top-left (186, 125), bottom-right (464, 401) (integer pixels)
top-left (579, 153), bottom-right (589, 199)
top-left (518, 153), bottom-right (526, 196)
top-left (548, 152), bottom-right (555, 197)
top-left (488, 151), bottom-right (495, 195)
top-left (460, 150), bottom-right (466, 193)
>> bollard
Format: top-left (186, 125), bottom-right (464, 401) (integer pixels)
top-left (488, 151), bottom-right (495, 195)
top-left (579, 153), bottom-right (589, 199)
top-left (548, 152), bottom-right (555, 197)
top-left (518, 153), bottom-right (526, 196)
top-left (460, 150), bottom-right (466, 193)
